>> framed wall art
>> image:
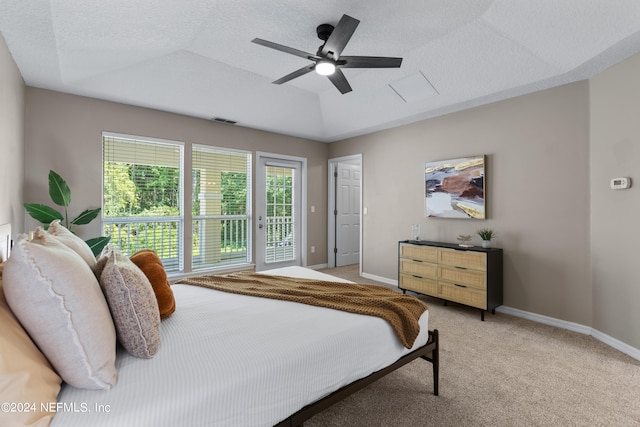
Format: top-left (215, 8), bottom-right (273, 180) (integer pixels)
top-left (425, 155), bottom-right (485, 219)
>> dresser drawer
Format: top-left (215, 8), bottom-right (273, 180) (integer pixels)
top-left (399, 274), bottom-right (437, 296)
top-left (400, 243), bottom-right (438, 263)
top-left (399, 259), bottom-right (438, 278)
top-left (439, 283), bottom-right (487, 310)
top-left (438, 248), bottom-right (486, 271)
top-left (438, 265), bottom-right (486, 290)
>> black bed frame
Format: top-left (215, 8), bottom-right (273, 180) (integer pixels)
top-left (275, 329), bottom-right (439, 427)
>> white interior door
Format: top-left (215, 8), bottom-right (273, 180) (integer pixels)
top-left (328, 155), bottom-right (362, 269)
top-left (336, 163), bottom-right (361, 266)
top-left (255, 153), bottom-right (305, 271)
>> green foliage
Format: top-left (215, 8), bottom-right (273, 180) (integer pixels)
top-left (24, 170), bottom-right (111, 256)
top-left (130, 164), bottom-right (179, 213)
top-left (24, 203), bottom-right (63, 224)
top-left (103, 161), bottom-right (251, 261)
top-left (103, 163), bottom-right (138, 216)
top-left (266, 174), bottom-right (293, 217)
top-left (221, 172), bottom-right (247, 215)
top-left (48, 170), bottom-right (71, 207)
top-left (71, 208), bottom-right (102, 225)
top-left (477, 228), bottom-right (495, 241)
top-left (104, 221), bottom-right (180, 259)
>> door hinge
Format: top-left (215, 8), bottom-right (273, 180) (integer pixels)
top-left (333, 247), bottom-right (338, 254)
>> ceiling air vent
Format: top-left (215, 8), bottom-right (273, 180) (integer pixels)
top-left (212, 117), bottom-right (237, 125)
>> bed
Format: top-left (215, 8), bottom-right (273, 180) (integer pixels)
top-left (0, 223), bottom-right (439, 427)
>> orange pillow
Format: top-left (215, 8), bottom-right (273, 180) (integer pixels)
top-left (130, 249), bottom-right (175, 319)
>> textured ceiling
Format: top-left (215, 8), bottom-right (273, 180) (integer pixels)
top-left (2, 1), bottom-right (640, 142)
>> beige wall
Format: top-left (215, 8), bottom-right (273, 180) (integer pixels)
top-left (329, 82), bottom-right (593, 326)
top-left (23, 88), bottom-right (329, 267)
top-left (0, 34), bottom-right (24, 234)
top-left (590, 54), bottom-right (640, 350)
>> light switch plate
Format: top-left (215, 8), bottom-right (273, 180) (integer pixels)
top-left (0, 223), bottom-right (11, 262)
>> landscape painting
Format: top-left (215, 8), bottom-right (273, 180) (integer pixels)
top-left (425, 155), bottom-right (485, 219)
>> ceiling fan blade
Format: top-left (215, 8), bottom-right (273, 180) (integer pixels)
top-left (328, 69), bottom-right (352, 94)
top-left (273, 64), bottom-right (316, 85)
top-left (321, 14), bottom-right (359, 59)
top-left (252, 38), bottom-right (320, 61)
top-left (339, 56), bottom-right (403, 68)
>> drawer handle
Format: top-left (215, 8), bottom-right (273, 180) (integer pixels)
top-left (454, 283), bottom-right (467, 288)
top-left (455, 266), bottom-right (467, 270)
top-left (412, 259), bottom-right (423, 263)
top-left (412, 275), bottom-right (423, 279)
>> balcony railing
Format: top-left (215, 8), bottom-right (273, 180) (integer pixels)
top-left (192, 215), bottom-right (249, 269)
top-left (104, 214), bottom-right (293, 271)
top-left (264, 215), bottom-right (295, 263)
top-left (104, 215), bottom-right (249, 272)
top-left (103, 217), bottom-right (183, 271)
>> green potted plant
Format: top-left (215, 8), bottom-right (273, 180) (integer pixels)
top-left (24, 170), bottom-right (111, 256)
top-left (477, 228), bottom-right (495, 248)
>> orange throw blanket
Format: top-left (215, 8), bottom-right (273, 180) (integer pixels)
top-left (179, 272), bottom-right (427, 348)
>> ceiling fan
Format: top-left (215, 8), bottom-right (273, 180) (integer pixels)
top-left (252, 14), bottom-right (402, 94)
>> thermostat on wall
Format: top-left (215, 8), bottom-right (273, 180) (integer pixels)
top-left (610, 177), bottom-right (631, 190)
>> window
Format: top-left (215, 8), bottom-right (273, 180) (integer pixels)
top-left (192, 145), bottom-right (251, 270)
top-left (102, 133), bottom-right (251, 274)
top-left (265, 165), bottom-right (295, 263)
top-left (102, 134), bottom-right (184, 272)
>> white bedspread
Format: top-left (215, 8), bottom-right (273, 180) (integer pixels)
top-left (52, 267), bottom-right (429, 427)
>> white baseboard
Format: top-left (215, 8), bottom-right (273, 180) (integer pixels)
top-left (353, 271), bottom-right (640, 362)
top-left (497, 306), bottom-right (640, 362)
top-left (496, 306), bottom-right (592, 334)
top-left (306, 263), bottom-right (328, 270)
top-left (361, 272), bottom-right (398, 287)
top-left (590, 329), bottom-right (640, 361)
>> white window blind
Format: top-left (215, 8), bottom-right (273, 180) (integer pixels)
top-left (102, 134), bottom-right (184, 272)
top-left (192, 145), bottom-right (251, 270)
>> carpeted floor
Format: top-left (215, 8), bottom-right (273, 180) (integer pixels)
top-left (308, 265), bottom-right (640, 426)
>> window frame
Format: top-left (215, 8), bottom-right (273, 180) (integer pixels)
top-left (191, 144), bottom-right (253, 272)
top-left (101, 132), bottom-right (253, 278)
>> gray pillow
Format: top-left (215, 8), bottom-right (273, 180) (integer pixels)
top-left (100, 250), bottom-right (161, 358)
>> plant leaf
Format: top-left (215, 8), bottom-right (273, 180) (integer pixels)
top-left (24, 203), bottom-right (64, 224)
top-left (71, 208), bottom-right (102, 225)
top-left (85, 236), bottom-right (111, 257)
top-left (48, 170), bottom-right (71, 207)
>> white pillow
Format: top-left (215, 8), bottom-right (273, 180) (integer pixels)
top-left (3, 229), bottom-right (117, 390)
top-left (48, 219), bottom-right (97, 268)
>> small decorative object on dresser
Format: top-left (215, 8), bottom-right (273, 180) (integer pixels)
top-left (456, 234), bottom-right (473, 247)
top-left (477, 228), bottom-right (495, 248)
top-left (398, 240), bottom-right (503, 320)
top-left (411, 224), bottom-right (421, 241)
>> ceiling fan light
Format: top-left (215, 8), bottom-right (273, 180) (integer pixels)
top-left (316, 61), bottom-right (336, 76)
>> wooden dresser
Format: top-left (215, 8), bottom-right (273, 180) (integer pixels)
top-left (398, 240), bottom-right (503, 320)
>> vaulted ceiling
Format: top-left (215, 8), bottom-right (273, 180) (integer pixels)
top-left (2, 1), bottom-right (640, 142)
